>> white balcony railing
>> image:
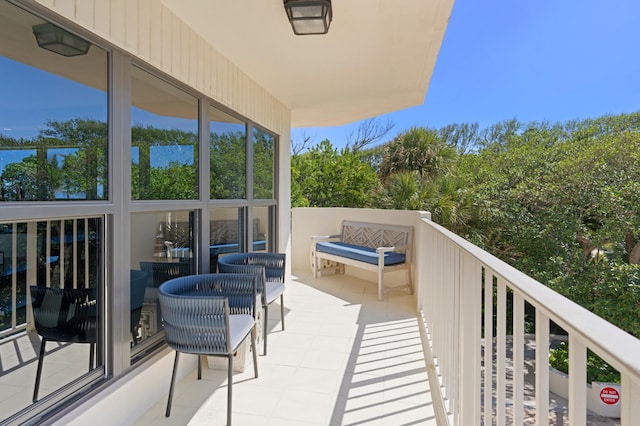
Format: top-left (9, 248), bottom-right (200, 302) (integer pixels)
top-left (418, 216), bottom-right (640, 426)
top-left (291, 207), bottom-right (640, 425)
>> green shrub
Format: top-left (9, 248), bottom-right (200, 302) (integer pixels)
top-left (549, 342), bottom-right (621, 384)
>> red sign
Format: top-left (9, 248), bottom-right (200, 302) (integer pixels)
top-left (600, 387), bottom-right (620, 405)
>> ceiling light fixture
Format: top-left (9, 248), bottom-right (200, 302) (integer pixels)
top-left (32, 23), bottom-right (91, 57)
top-left (284, 0), bottom-right (332, 35)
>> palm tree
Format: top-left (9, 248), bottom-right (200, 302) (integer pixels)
top-left (378, 126), bottom-right (457, 182)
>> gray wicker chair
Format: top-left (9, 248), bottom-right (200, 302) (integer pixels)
top-left (217, 252), bottom-right (286, 355)
top-left (158, 273), bottom-right (259, 425)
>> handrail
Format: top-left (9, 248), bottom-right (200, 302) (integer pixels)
top-left (417, 216), bottom-right (640, 425)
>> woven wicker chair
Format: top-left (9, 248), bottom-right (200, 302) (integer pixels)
top-left (158, 273), bottom-right (259, 424)
top-left (217, 252), bottom-right (286, 355)
top-left (30, 286), bottom-right (97, 403)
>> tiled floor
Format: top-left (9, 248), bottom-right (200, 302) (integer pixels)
top-left (0, 327), bottom-right (97, 418)
top-left (134, 272), bottom-right (437, 426)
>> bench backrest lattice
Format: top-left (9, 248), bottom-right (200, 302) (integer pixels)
top-left (342, 223), bottom-right (411, 252)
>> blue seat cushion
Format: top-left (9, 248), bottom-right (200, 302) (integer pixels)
top-left (316, 242), bottom-right (406, 266)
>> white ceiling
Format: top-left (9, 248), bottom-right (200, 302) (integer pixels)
top-left (160, 0), bottom-right (454, 128)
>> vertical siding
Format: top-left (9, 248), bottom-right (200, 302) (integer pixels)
top-left (34, 0), bottom-right (291, 135)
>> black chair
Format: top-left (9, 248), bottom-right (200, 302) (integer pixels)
top-left (217, 252), bottom-right (286, 355)
top-left (158, 273), bottom-right (259, 425)
top-left (130, 270), bottom-right (148, 345)
top-left (30, 286), bottom-right (97, 403)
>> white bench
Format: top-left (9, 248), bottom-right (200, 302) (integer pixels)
top-left (311, 220), bottom-right (414, 300)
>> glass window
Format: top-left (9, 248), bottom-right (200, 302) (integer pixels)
top-left (209, 105), bottom-right (246, 199)
top-left (0, 217), bottom-right (104, 420)
top-left (253, 127), bottom-right (275, 199)
top-left (252, 206), bottom-right (273, 252)
top-left (130, 211), bottom-right (194, 349)
top-left (209, 208), bottom-right (244, 272)
top-left (0, 12), bottom-right (108, 201)
top-left (131, 67), bottom-right (198, 200)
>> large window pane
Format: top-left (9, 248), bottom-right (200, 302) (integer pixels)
top-left (131, 67), bottom-right (198, 200)
top-left (253, 128), bottom-right (274, 199)
top-left (209, 208), bottom-right (244, 272)
top-left (252, 206), bottom-right (273, 252)
top-left (210, 105), bottom-right (246, 199)
top-left (0, 217), bottom-right (104, 420)
top-left (0, 7), bottom-right (108, 201)
top-left (130, 211), bottom-right (194, 348)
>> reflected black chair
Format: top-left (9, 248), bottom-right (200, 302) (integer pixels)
top-left (30, 285), bottom-right (97, 403)
top-left (130, 270), bottom-right (148, 344)
top-left (217, 252), bottom-right (286, 355)
top-left (158, 273), bottom-right (259, 425)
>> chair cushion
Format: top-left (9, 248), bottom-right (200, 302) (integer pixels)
top-left (228, 314), bottom-right (255, 351)
top-left (316, 242), bottom-right (406, 266)
top-left (264, 281), bottom-right (285, 305)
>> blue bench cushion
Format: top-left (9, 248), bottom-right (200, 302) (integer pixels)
top-left (316, 242), bottom-right (406, 266)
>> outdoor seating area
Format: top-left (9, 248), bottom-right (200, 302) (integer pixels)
top-left (135, 271), bottom-right (435, 426)
top-left (311, 220), bottom-right (414, 300)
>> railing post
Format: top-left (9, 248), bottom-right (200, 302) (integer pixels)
top-left (621, 375), bottom-right (640, 426)
top-left (483, 267), bottom-right (494, 423)
top-left (568, 335), bottom-right (587, 425)
top-left (513, 292), bottom-right (525, 424)
top-left (535, 310), bottom-right (550, 426)
top-left (457, 252), bottom-right (481, 425)
top-left (496, 278), bottom-right (507, 426)
top-left (26, 222), bottom-right (38, 333)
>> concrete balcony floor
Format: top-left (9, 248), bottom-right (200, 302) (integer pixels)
top-left (134, 272), bottom-right (437, 426)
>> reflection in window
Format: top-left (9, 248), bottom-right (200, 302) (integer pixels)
top-left (0, 24), bottom-right (108, 201)
top-left (131, 67), bottom-right (199, 200)
top-left (130, 211), bottom-right (194, 349)
top-left (0, 217), bottom-right (104, 419)
top-left (253, 206), bottom-right (272, 252)
top-left (253, 128), bottom-right (275, 199)
top-left (209, 208), bottom-right (243, 272)
top-left (210, 105), bottom-right (246, 199)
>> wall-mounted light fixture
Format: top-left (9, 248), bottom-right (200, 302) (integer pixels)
top-left (32, 23), bottom-right (91, 57)
top-left (284, 0), bottom-right (332, 35)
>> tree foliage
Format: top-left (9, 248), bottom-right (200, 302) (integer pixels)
top-left (291, 140), bottom-right (378, 208)
top-left (378, 126), bottom-right (458, 182)
top-left (210, 130), bottom-right (245, 199)
top-left (294, 112), bottom-right (640, 338)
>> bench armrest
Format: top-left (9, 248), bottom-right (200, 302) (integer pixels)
top-left (376, 244), bottom-right (408, 253)
top-left (376, 246), bottom-right (395, 253)
top-left (311, 234), bottom-right (341, 242)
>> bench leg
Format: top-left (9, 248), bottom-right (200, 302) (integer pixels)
top-left (406, 267), bottom-right (413, 295)
top-left (378, 266), bottom-right (385, 301)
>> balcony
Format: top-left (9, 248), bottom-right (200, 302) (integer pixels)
top-left (2, 208), bottom-right (639, 425)
top-left (135, 271), bottom-right (434, 425)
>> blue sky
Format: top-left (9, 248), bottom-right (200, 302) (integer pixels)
top-left (292, 0), bottom-right (640, 149)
